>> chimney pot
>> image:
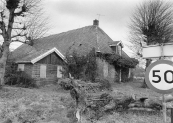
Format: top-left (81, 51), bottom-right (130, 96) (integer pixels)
top-left (93, 19), bottom-right (99, 26)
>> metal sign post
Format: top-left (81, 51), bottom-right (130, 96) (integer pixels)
top-left (160, 44), bottom-right (167, 123)
top-left (171, 108), bottom-right (173, 123)
top-left (162, 95), bottom-right (167, 123)
top-left (145, 59), bottom-right (173, 123)
top-left (143, 43), bottom-right (173, 123)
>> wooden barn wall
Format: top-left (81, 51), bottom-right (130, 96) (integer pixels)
top-left (37, 52), bottom-right (64, 65)
top-left (31, 52), bottom-right (66, 86)
top-left (24, 63), bottom-right (33, 77)
top-left (32, 63), bottom-right (62, 86)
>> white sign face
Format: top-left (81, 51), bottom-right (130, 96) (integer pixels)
top-left (164, 44), bottom-right (173, 57)
top-left (142, 46), bottom-right (161, 58)
top-left (145, 60), bottom-right (173, 94)
top-left (142, 43), bottom-right (173, 58)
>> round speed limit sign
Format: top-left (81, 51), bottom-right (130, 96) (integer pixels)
top-left (145, 60), bottom-right (173, 94)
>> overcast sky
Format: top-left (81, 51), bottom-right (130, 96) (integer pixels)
top-left (43, 0), bottom-right (141, 40)
top-left (11, 0), bottom-right (146, 56)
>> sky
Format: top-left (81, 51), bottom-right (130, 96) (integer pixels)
top-left (11, 0), bottom-right (146, 56)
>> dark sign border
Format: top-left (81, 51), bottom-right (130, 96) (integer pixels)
top-left (145, 60), bottom-right (173, 94)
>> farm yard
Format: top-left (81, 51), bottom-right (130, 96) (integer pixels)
top-left (0, 80), bottom-right (171, 123)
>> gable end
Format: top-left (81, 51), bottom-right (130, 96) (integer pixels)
top-left (31, 47), bottom-right (65, 64)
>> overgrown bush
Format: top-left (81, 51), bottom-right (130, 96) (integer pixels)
top-left (58, 78), bottom-right (74, 90)
top-left (5, 71), bottom-right (37, 88)
top-left (95, 78), bottom-right (112, 91)
top-left (5, 62), bottom-right (37, 88)
top-left (115, 97), bottom-right (135, 111)
top-left (65, 48), bottom-right (97, 82)
top-left (97, 53), bottom-right (139, 68)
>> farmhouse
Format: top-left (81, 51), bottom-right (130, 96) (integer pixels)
top-left (10, 20), bottom-right (137, 85)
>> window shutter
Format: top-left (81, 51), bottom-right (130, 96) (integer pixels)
top-left (118, 46), bottom-right (122, 56)
top-left (17, 64), bottom-right (25, 71)
top-left (57, 65), bottom-right (63, 78)
top-left (128, 68), bottom-right (131, 78)
top-left (103, 61), bottom-right (108, 78)
top-left (40, 64), bottom-right (46, 78)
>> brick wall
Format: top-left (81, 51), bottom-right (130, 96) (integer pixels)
top-left (96, 58), bottom-right (117, 83)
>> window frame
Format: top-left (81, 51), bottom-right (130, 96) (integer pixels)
top-left (17, 64), bottom-right (25, 71)
top-left (57, 65), bottom-right (63, 78)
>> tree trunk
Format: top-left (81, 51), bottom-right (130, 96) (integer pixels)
top-left (142, 59), bottom-right (152, 88)
top-left (0, 8), bottom-right (15, 88)
top-left (0, 42), bottom-right (10, 87)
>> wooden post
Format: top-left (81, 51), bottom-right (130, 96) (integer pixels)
top-left (171, 108), bottom-right (173, 123)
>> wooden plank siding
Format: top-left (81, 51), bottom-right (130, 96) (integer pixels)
top-left (24, 63), bottom-right (33, 78)
top-left (37, 52), bottom-right (64, 65)
top-left (32, 63), bottom-right (60, 86)
top-left (31, 52), bottom-right (66, 86)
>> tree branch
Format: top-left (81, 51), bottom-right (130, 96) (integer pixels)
top-left (12, 27), bottom-right (26, 30)
top-left (0, 11), bottom-right (7, 39)
top-left (11, 32), bottom-right (27, 39)
top-left (14, 4), bottom-right (27, 16)
top-left (11, 39), bottom-right (26, 43)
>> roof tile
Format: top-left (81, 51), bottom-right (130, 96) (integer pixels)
top-left (11, 25), bottom-right (129, 63)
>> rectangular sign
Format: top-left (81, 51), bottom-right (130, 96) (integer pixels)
top-left (163, 44), bottom-right (173, 57)
top-left (142, 45), bottom-right (162, 58)
top-left (142, 43), bottom-right (173, 58)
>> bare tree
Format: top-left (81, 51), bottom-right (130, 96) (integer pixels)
top-left (0, 0), bottom-right (48, 87)
top-left (129, 0), bottom-right (173, 87)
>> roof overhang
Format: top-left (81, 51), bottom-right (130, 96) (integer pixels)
top-left (109, 41), bottom-right (124, 48)
top-left (16, 61), bottom-right (31, 64)
top-left (31, 47), bottom-right (65, 64)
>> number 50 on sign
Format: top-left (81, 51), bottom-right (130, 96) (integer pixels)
top-left (145, 60), bottom-right (173, 94)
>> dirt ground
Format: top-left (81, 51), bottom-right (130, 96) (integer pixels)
top-left (0, 81), bottom-right (172, 123)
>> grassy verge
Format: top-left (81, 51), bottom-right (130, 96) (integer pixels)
top-left (0, 81), bottom-right (172, 123)
top-left (0, 85), bottom-right (74, 123)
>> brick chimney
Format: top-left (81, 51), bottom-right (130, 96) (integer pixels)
top-left (93, 19), bottom-right (99, 26)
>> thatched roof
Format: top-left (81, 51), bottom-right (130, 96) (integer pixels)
top-left (11, 24), bottom-right (129, 63)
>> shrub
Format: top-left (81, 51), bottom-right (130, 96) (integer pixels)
top-left (58, 78), bottom-right (74, 90)
top-left (115, 97), bottom-right (135, 111)
top-left (95, 78), bottom-right (112, 91)
top-left (65, 48), bottom-right (97, 82)
top-left (5, 64), bottom-right (37, 88)
top-left (97, 53), bottom-right (139, 68)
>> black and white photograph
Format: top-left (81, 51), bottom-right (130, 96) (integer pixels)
top-left (1, 0), bottom-right (173, 123)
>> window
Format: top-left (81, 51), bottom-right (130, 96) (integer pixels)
top-left (40, 64), bottom-right (46, 78)
top-left (17, 64), bottom-right (25, 71)
top-left (110, 46), bottom-right (117, 53)
top-left (57, 65), bottom-right (63, 78)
